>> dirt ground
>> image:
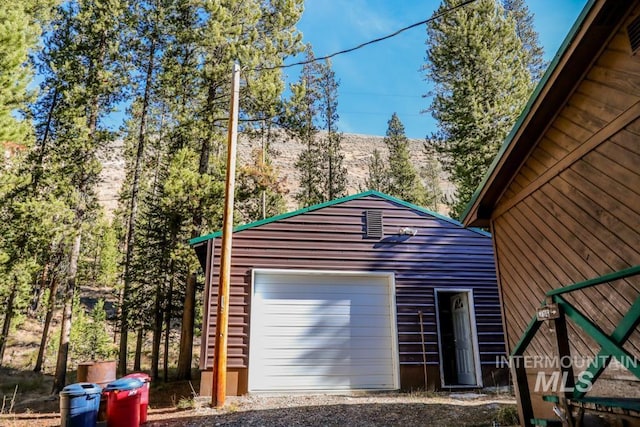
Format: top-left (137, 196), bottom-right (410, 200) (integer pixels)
top-left (0, 360), bottom-right (517, 427)
top-left (0, 391), bottom-right (517, 427)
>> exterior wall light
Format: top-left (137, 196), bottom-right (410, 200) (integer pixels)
top-left (399, 227), bottom-right (418, 236)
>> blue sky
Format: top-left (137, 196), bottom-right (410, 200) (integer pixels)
top-left (284, 0), bottom-right (588, 139)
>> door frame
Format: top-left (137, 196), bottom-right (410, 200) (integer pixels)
top-left (434, 288), bottom-right (483, 388)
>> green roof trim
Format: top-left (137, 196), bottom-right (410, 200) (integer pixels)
top-left (460, 0), bottom-right (597, 223)
top-left (189, 190), bottom-right (490, 246)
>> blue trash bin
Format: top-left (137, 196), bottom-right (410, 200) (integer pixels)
top-left (60, 382), bottom-right (102, 427)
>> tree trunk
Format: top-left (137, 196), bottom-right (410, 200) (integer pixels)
top-left (29, 262), bottom-right (50, 316)
top-left (134, 328), bottom-right (143, 371)
top-left (34, 277), bottom-right (59, 373)
top-left (150, 276), bottom-right (163, 381)
top-left (148, 116), bottom-right (166, 382)
top-left (52, 233), bottom-right (81, 394)
top-left (116, 290), bottom-right (129, 375)
top-left (0, 281), bottom-right (18, 367)
top-left (176, 273), bottom-right (196, 379)
top-left (163, 276), bottom-right (173, 383)
top-left (32, 88), bottom-right (59, 191)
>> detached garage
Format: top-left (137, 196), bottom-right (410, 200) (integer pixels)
top-left (191, 191), bottom-right (505, 396)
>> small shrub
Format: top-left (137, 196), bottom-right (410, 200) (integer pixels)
top-left (176, 397), bottom-right (195, 409)
top-left (69, 296), bottom-right (117, 362)
top-left (495, 405), bottom-right (519, 425)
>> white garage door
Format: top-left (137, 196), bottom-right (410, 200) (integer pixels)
top-left (249, 269), bottom-right (399, 392)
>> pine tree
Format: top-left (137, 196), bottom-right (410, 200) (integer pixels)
top-left (290, 51), bottom-right (346, 206)
top-left (31, 0), bottom-right (128, 392)
top-left (237, 143), bottom-right (287, 222)
top-left (503, 0), bottom-right (546, 82)
top-left (384, 113), bottom-right (426, 205)
top-left (117, 0), bottom-right (169, 377)
top-left (0, 1), bottom-right (70, 368)
top-left (0, 1), bottom-right (42, 144)
top-left (69, 296), bottom-right (116, 363)
top-left (174, 0), bottom-right (304, 379)
top-left (365, 149), bottom-right (388, 192)
top-left (423, 0), bottom-right (533, 217)
top-left (419, 147), bottom-right (444, 212)
top-left (290, 49), bottom-right (324, 207)
top-left (317, 59), bottom-right (347, 201)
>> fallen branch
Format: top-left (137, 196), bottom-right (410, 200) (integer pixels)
top-left (189, 381), bottom-right (198, 398)
top-left (8, 384), bottom-right (18, 414)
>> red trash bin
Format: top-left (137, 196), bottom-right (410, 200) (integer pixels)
top-left (124, 373), bottom-right (151, 423)
top-left (103, 377), bottom-right (144, 427)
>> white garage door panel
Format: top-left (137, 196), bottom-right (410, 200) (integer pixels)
top-left (258, 337), bottom-right (392, 350)
top-left (257, 314), bottom-right (391, 329)
top-left (259, 357), bottom-right (390, 366)
top-left (261, 330), bottom-right (392, 343)
top-left (258, 295), bottom-right (389, 306)
top-left (257, 374), bottom-right (394, 391)
top-left (259, 282), bottom-right (389, 293)
top-left (261, 304), bottom-right (351, 315)
top-left (262, 301), bottom-right (388, 315)
top-left (261, 324), bottom-right (390, 336)
top-left (257, 361), bottom-right (393, 376)
top-left (255, 347), bottom-right (393, 360)
top-left (256, 273), bottom-right (385, 287)
top-left (249, 269), bottom-right (398, 392)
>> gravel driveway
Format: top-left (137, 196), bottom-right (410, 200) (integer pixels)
top-left (0, 391), bottom-right (517, 426)
top-left (145, 392), bottom-right (517, 427)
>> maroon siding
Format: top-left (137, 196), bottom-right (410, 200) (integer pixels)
top-left (194, 194), bottom-right (504, 385)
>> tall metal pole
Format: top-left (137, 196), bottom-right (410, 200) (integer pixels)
top-left (212, 63), bottom-right (240, 408)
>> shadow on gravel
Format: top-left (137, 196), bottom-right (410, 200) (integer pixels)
top-left (145, 402), bottom-right (515, 427)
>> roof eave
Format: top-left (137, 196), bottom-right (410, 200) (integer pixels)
top-left (190, 189), bottom-right (491, 246)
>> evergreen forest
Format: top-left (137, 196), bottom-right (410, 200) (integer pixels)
top-left (0, 0), bottom-right (543, 394)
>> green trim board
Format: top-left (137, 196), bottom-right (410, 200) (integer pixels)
top-left (546, 265), bottom-right (640, 297)
top-left (530, 419), bottom-right (563, 427)
top-left (189, 190), bottom-right (490, 246)
top-left (511, 266), bottom-right (640, 357)
top-left (460, 0), bottom-right (597, 224)
top-left (554, 295), bottom-right (640, 381)
top-left (568, 397), bottom-right (640, 412)
top-left (510, 313), bottom-right (543, 357)
top-left (572, 295), bottom-right (640, 398)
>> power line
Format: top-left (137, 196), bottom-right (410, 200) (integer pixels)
top-left (255, 0), bottom-right (478, 71)
top-left (340, 91), bottom-right (422, 99)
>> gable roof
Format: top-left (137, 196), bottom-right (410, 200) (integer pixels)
top-left (190, 190), bottom-right (489, 246)
top-left (461, 0), bottom-right (636, 227)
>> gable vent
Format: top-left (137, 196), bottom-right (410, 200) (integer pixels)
top-left (365, 210), bottom-right (383, 238)
top-left (627, 15), bottom-right (640, 55)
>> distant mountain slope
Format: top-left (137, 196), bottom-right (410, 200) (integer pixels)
top-left (97, 132), bottom-right (454, 220)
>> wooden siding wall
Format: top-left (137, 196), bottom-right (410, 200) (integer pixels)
top-left (491, 14), bottom-right (640, 362)
top-left (200, 195), bottom-right (503, 383)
